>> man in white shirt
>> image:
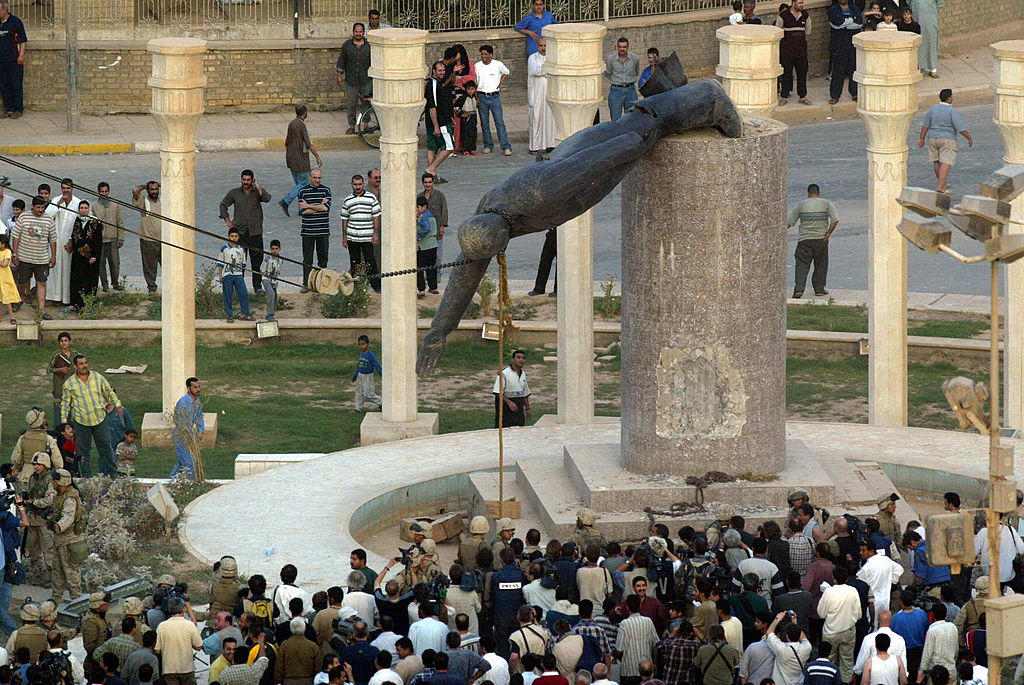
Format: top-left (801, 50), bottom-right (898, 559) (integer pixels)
top-left (856, 542), bottom-right (904, 624)
top-left (47, 178), bottom-right (81, 305)
top-left (273, 564), bottom-right (311, 625)
top-left (816, 566), bottom-right (861, 681)
top-left (368, 651), bottom-right (405, 685)
top-left (409, 604), bottom-right (449, 655)
top-left (493, 349), bottom-right (531, 427)
top-left (480, 636), bottom-right (510, 685)
top-left (522, 563), bottom-right (557, 617)
top-left (474, 45), bottom-right (512, 156)
top-left (372, 615), bottom-right (402, 660)
top-left (852, 610), bottom-right (907, 680)
top-left (974, 521), bottom-right (1024, 586)
top-left (344, 570), bottom-right (381, 626)
top-left (765, 612), bottom-right (812, 685)
top-left (918, 603), bottom-right (958, 681)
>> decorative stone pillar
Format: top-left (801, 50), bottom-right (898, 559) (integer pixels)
top-left (361, 28), bottom-right (439, 445)
top-left (142, 38), bottom-right (217, 448)
top-left (544, 23), bottom-right (606, 425)
top-left (993, 41), bottom-right (1024, 429)
top-left (854, 31), bottom-right (921, 427)
top-left (716, 25), bottom-right (784, 118)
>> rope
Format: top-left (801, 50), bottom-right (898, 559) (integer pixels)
top-left (495, 253), bottom-right (518, 516)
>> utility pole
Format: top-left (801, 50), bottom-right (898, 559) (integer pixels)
top-left (65, 0), bottom-right (79, 132)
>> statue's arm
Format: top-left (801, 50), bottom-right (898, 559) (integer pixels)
top-left (417, 254), bottom-right (492, 375)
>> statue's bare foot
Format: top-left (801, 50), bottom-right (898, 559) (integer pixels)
top-left (416, 328), bottom-right (447, 376)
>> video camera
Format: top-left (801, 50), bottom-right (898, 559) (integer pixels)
top-left (426, 573), bottom-right (450, 603)
top-left (0, 489), bottom-right (18, 510)
top-left (156, 582), bottom-right (190, 614)
top-left (395, 545), bottom-right (418, 565)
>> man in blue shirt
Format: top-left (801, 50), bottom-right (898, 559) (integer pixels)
top-left (171, 377), bottom-right (205, 480)
top-left (638, 48), bottom-right (659, 90)
top-left (890, 591), bottom-right (930, 682)
top-left (904, 531), bottom-right (951, 590)
top-left (918, 89), bottom-right (973, 194)
top-left (0, 1), bottom-right (28, 119)
top-left (514, 0), bottom-right (555, 56)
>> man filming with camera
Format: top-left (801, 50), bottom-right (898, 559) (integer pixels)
top-left (0, 487), bottom-right (29, 637)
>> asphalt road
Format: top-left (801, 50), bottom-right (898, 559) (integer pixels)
top-left (0, 103), bottom-right (1007, 295)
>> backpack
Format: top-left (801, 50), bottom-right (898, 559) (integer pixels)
top-left (251, 596), bottom-right (275, 627)
top-left (461, 567), bottom-right (484, 593)
top-left (843, 513), bottom-right (866, 547)
top-left (678, 557), bottom-right (716, 602)
top-left (651, 556), bottom-right (678, 603)
top-left (37, 650), bottom-right (73, 685)
top-left (541, 565), bottom-right (561, 590)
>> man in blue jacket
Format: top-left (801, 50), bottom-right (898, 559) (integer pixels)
top-left (828, 0), bottom-right (863, 105)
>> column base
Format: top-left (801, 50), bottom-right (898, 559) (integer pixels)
top-left (360, 412), bottom-right (440, 446)
top-left (141, 412), bottom-right (219, 448)
top-left (534, 414), bottom-right (620, 427)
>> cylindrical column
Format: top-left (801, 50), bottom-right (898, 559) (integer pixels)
top-left (544, 23), bottom-right (606, 425)
top-left (855, 31), bottom-right (921, 428)
top-left (993, 40), bottom-right (1024, 429)
top-left (716, 25), bottom-right (784, 119)
top-left (620, 122), bottom-right (789, 476)
top-left (369, 28), bottom-right (426, 425)
top-left (148, 38), bottom-right (206, 417)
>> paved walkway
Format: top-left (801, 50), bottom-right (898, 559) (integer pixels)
top-left (0, 44), bottom-right (997, 155)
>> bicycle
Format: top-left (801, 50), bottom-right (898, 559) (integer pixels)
top-left (356, 96), bottom-right (381, 149)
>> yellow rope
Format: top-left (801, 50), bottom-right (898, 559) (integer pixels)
top-left (496, 253), bottom-right (518, 517)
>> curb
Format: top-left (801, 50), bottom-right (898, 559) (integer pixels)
top-left (0, 90), bottom-right (987, 156)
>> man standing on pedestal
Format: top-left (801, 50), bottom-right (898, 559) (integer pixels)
top-left (788, 184), bottom-right (838, 299)
top-left (219, 169), bottom-right (271, 293)
top-left (297, 169), bottom-right (331, 290)
top-left (93, 182), bottom-right (124, 292)
top-left (171, 376), bottom-right (205, 481)
top-left (493, 350), bottom-right (531, 428)
top-left (827, 0), bottom-right (862, 105)
top-left (418, 174), bottom-right (447, 293)
top-left (338, 23), bottom-right (372, 136)
top-left (340, 174), bottom-right (381, 294)
top-left (527, 38), bottom-right (556, 155)
top-left (132, 181), bottom-right (162, 293)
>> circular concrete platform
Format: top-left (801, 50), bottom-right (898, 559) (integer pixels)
top-left (179, 420), bottom-right (1012, 589)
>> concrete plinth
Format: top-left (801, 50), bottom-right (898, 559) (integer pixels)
top-left (619, 120), bottom-right (788, 476)
top-left (854, 31), bottom-right (921, 427)
top-left (716, 24), bottom-right (784, 118)
top-left (141, 411), bottom-right (218, 448)
top-left (992, 41), bottom-right (1024, 428)
top-left (360, 412), bottom-right (439, 446)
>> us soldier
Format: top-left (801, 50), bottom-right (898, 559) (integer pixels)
top-left (8, 603), bottom-right (47, 657)
top-left (10, 408), bottom-right (62, 485)
top-left (492, 518), bottom-right (515, 567)
top-left (38, 600), bottom-right (78, 645)
top-left (704, 504), bottom-right (733, 551)
top-left (120, 597), bottom-right (154, 646)
top-left (876, 493), bottom-right (901, 542)
top-left (787, 490), bottom-right (835, 537)
top-left (48, 469), bottom-right (85, 603)
top-left (142, 574), bottom-right (177, 611)
top-left (82, 591), bottom-right (112, 673)
top-left (209, 555), bottom-right (242, 616)
top-left (409, 522), bottom-right (432, 548)
top-left (398, 546), bottom-right (435, 594)
top-left (418, 539), bottom-right (442, 580)
top-left (24, 451), bottom-right (57, 583)
top-left (571, 508), bottom-right (607, 553)
top-left (458, 516), bottom-right (490, 569)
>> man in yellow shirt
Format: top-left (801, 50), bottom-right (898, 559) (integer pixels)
top-left (59, 354), bottom-right (122, 477)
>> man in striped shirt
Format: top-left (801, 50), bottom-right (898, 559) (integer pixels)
top-left (10, 195), bottom-right (56, 317)
top-left (297, 169), bottom-right (331, 290)
top-left (787, 183), bottom-right (838, 299)
top-left (60, 354), bottom-right (123, 477)
top-left (340, 174), bottom-right (381, 293)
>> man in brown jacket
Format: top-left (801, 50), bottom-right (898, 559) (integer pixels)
top-left (276, 617), bottom-right (321, 684)
top-left (280, 104), bottom-right (323, 217)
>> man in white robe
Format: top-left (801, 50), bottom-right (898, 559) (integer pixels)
top-left (527, 38), bottom-right (556, 154)
top-left (47, 179), bottom-right (81, 305)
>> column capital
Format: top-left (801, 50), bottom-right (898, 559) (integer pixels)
top-left (544, 23), bottom-right (607, 142)
top-left (147, 38), bottom-right (206, 153)
top-left (854, 31), bottom-right (921, 153)
top-left (368, 28), bottom-right (427, 147)
top-left (992, 40), bottom-right (1024, 164)
top-left (715, 24), bottom-right (783, 119)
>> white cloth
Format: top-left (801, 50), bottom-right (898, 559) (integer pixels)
top-left (722, 616), bottom-right (744, 655)
top-left (866, 654), bottom-right (903, 685)
top-left (474, 59), bottom-right (510, 93)
top-left (766, 634), bottom-right (812, 685)
top-left (48, 195), bottom-right (80, 304)
top-left (343, 590), bottom-right (380, 626)
top-left (857, 554), bottom-right (904, 621)
top-left (272, 583), bottom-right (310, 625)
top-left (493, 366), bottom-right (530, 398)
top-left (0, 194), bottom-right (12, 227)
top-left (409, 616), bottom-right (449, 654)
top-left (483, 652), bottom-right (511, 685)
top-left (369, 668), bottom-right (405, 685)
top-left (527, 52), bottom-right (556, 152)
top-left (854, 627), bottom-right (906, 676)
top-left (372, 631), bottom-right (402, 660)
top-left (817, 584), bottom-right (862, 635)
top-left (975, 525), bottom-right (1024, 583)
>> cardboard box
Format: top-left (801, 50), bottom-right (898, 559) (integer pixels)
top-left (484, 499), bottom-right (521, 519)
top-left (430, 511), bottom-right (466, 542)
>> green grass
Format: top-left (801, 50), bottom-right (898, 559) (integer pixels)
top-left (786, 303), bottom-right (988, 339)
top-left (907, 320), bottom-right (990, 338)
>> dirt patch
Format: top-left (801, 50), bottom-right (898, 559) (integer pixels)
top-left (787, 396), bottom-right (868, 423)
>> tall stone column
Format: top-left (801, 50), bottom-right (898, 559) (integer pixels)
top-left (855, 31), bottom-right (921, 427)
top-left (142, 38), bottom-right (216, 447)
top-left (361, 28), bottom-right (439, 445)
top-left (716, 25), bottom-right (784, 118)
top-left (993, 41), bottom-right (1024, 428)
top-left (544, 23), bottom-right (606, 425)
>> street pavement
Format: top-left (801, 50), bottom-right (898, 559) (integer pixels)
top-left (0, 102), bottom-right (1008, 297)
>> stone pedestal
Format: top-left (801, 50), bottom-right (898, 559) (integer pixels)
top-left (620, 121), bottom-right (788, 476)
top-left (855, 31), bottom-right (921, 427)
top-left (716, 25), bottom-right (784, 118)
top-left (544, 23), bottom-right (606, 425)
top-left (993, 41), bottom-right (1024, 428)
top-left (141, 411), bottom-right (218, 448)
top-left (143, 38), bottom-right (208, 445)
top-left (361, 28), bottom-right (438, 446)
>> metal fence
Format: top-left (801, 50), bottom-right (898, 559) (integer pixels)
top-left (10, 0), bottom-right (732, 33)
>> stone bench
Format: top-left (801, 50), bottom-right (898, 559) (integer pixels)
top-left (234, 453), bottom-right (325, 478)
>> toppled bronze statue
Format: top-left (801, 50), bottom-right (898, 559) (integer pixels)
top-left (416, 77), bottom-right (743, 375)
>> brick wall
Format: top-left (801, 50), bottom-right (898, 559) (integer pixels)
top-left (21, 0), bottom-right (1024, 113)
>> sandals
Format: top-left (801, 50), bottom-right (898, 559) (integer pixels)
top-left (238, 314), bottom-right (255, 321)
top-left (42, 313), bottom-right (52, 320)
top-left (8, 318), bottom-right (15, 325)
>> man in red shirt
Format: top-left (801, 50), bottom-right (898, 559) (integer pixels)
top-left (610, 577), bottom-right (670, 637)
top-left (534, 654), bottom-right (569, 685)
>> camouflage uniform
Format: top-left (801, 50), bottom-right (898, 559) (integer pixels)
top-left (48, 471), bottom-right (85, 603)
top-left (571, 508), bottom-right (608, 554)
top-left (24, 456), bottom-right (57, 580)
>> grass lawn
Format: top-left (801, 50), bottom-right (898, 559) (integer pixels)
top-left (0, 340), bottom-right (982, 480)
top-left (785, 303), bottom-right (990, 338)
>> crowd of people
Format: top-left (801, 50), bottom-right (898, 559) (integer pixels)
top-left (0, 488), bottom-right (1015, 685)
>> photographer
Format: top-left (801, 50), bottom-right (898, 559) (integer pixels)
top-left (0, 489), bottom-right (28, 637)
